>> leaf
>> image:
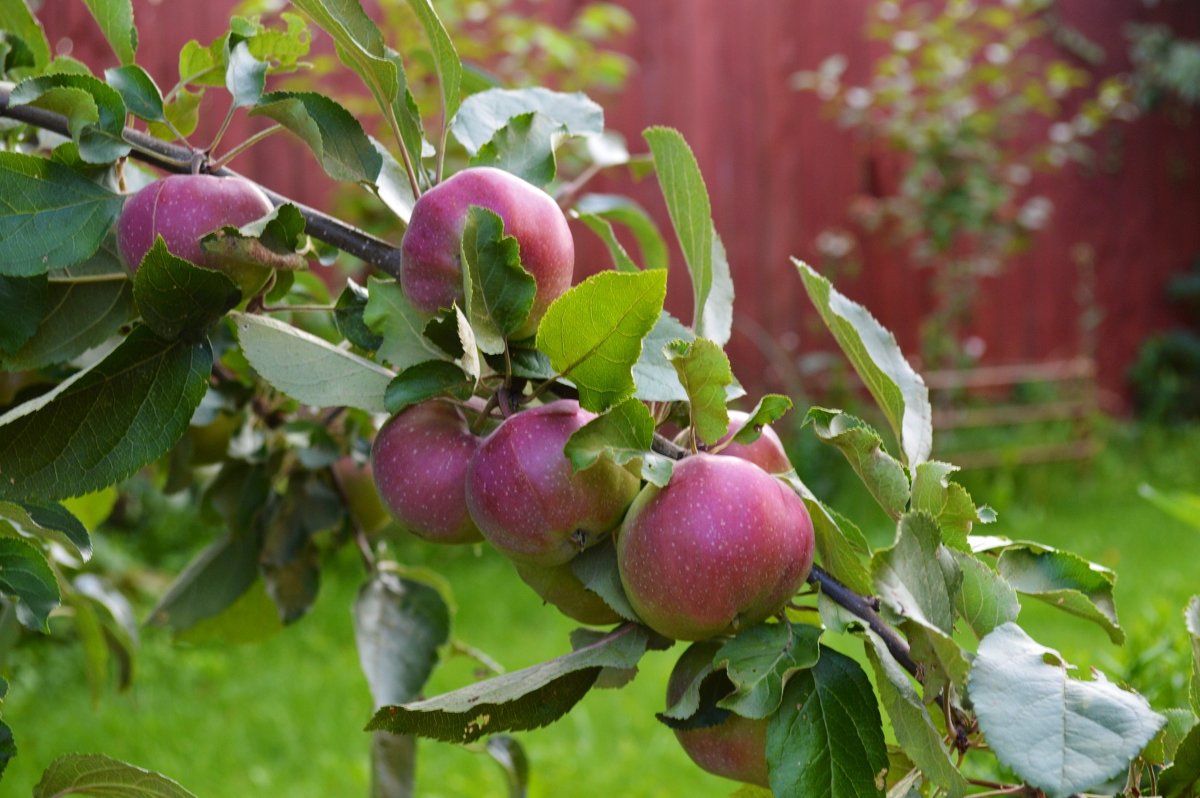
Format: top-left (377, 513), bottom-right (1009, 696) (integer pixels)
top-left (537, 269), bottom-right (668, 413)
top-left (232, 312), bottom-right (393, 413)
top-left (461, 206), bottom-right (535, 351)
top-left (968, 623), bottom-right (1164, 798)
top-left (225, 40), bottom-right (267, 109)
top-left (950, 550), bottom-right (1019, 638)
top-left (103, 64), bottom-right (162, 122)
top-left (911, 462), bottom-right (990, 550)
top-left (0, 718), bottom-right (13, 779)
top-left (366, 623), bottom-right (649, 743)
top-left (574, 193), bottom-right (669, 270)
top-left (704, 233), bottom-right (734, 347)
top-left (363, 277), bottom-right (449, 370)
top-left (795, 260), bottom-right (932, 467)
top-left (569, 539), bottom-right (640, 622)
top-left (805, 408), bottom-right (910, 520)
top-left (573, 211), bottom-right (638, 272)
top-left (133, 238), bottom-right (242, 340)
top-left (469, 111), bottom-right (563, 186)
top-left (668, 338), bottom-right (732, 446)
top-left (1140, 483), bottom-right (1200, 530)
top-left (33, 753), bottom-right (197, 798)
top-left (451, 87), bottom-right (603, 155)
top-left (151, 86), bottom-right (203, 139)
top-left (996, 545), bottom-right (1123, 644)
top-left (782, 473), bottom-right (873, 595)
top-left (0, 325), bottom-right (211, 502)
top-left (731, 395), bottom-right (793, 445)
top-left (767, 646), bottom-right (888, 798)
top-left (200, 203), bottom-right (310, 274)
top-left (0, 500), bottom-right (92, 560)
top-left (632, 311), bottom-right (693, 402)
top-left (81, 0), bottom-right (137, 64)
top-left (872, 512), bottom-right (958, 636)
top-left (370, 137), bottom-right (417, 224)
top-left (405, 0), bottom-right (462, 121)
top-left (354, 572), bottom-right (451, 709)
top-left (1159, 724), bottom-right (1200, 797)
top-left (713, 622), bottom-right (822, 719)
top-left (644, 127), bottom-right (714, 337)
top-left (383, 360), bottom-right (473, 414)
top-left (864, 634), bottom-right (967, 798)
top-left (147, 528), bottom-right (262, 636)
top-left (563, 397), bottom-right (654, 472)
top-left (1145, 708), bottom-right (1198, 766)
top-left (0, 274), bottom-right (48, 353)
top-left (0, 0), bottom-right (50, 69)
top-left (484, 736), bottom-right (529, 798)
top-left (10, 73), bottom-right (130, 163)
top-left (0, 151), bottom-right (125, 276)
top-left (334, 278), bottom-right (383, 351)
top-left (251, 90), bottom-right (383, 183)
top-left (0, 537), bottom-right (59, 632)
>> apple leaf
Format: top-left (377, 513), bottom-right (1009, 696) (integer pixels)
top-left (334, 281), bottom-right (382, 352)
top-left (150, 86), bottom-right (203, 139)
top-left (873, 512), bottom-right (959, 637)
top-left (1159, 724), bottom-right (1200, 797)
top-left (0, 325), bottom-right (211, 502)
top-left (573, 211), bottom-right (638, 272)
top-left (805, 408), bottom-right (910, 521)
top-left (482, 736), bottom-right (529, 798)
top-left (10, 74), bottom-right (130, 163)
top-left (1188, 595), bottom-right (1199, 716)
top-left (0, 500), bottom-right (91, 560)
top-left (563, 397), bottom-right (654, 473)
top-left (451, 87), bottom-right (603, 155)
top-left (1144, 708), bottom-right (1198, 766)
top-left (404, 0), bottom-right (462, 122)
top-left (995, 545), bottom-right (1123, 644)
top-left (794, 260), bottom-right (932, 468)
top-left (668, 338), bottom-right (732, 446)
top-left (363, 277), bottom-right (450, 370)
top-left (731, 395), bottom-right (793, 444)
top-left (767, 646), bottom-right (888, 798)
top-left (33, 753), bottom-right (197, 798)
top-left (461, 206), bottom-right (536, 351)
top-left (569, 540), bottom-right (641, 623)
top-left (704, 233), bottom-right (734, 346)
top-left (366, 623), bottom-right (649, 743)
top-left (103, 64), bottom-right (163, 122)
top-left (782, 473), bottom-right (874, 595)
top-left (950, 550), bottom-right (1019, 638)
top-left (714, 622), bottom-right (822, 719)
top-left (632, 311), bottom-right (693, 402)
top-left (0, 537), bottom-right (59, 632)
top-left (1139, 483), bottom-right (1200, 529)
top-left (911, 461), bottom-right (993, 550)
top-left (226, 41), bottom-right (267, 109)
top-left (133, 239), bottom-right (242, 340)
top-left (369, 136), bottom-right (417, 223)
top-left (469, 111), bottom-right (562, 186)
top-left (383, 361), bottom-right (473, 414)
top-left (537, 269), bottom-right (667, 413)
top-left (574, 193), bottom-right (669, 270)
top-left (147, 527), bottom-right (263, 637)
top-left (232, 312), bottom-right (392, 413)
top-left (0, 152), bottom-right (125, 276)
top-left (251, 90), bottom-right (383, 183)
top-left (0, 1), bottom-right (50, 69)
top-left (969, 623), bottom-right (1164, 798)
top-left (0, 275), bottom-right (48, 353)
top-left (81, 0), bottom-right (138, 65)
top-left (201, 203), bottom-right (310, 274)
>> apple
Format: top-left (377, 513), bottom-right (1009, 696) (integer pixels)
top-left (512, 560), bottom-right (621, 626)
top-left (666, 642), bottom-right (769, 787)
top-left (400, 166), bottom-right (573, 338)
top-left (371, 400), bottom-right (483, 544)
top-left (117, 173), bottom-right (275, 297)
top-left (675, 410), bottom-right (793, 474)
top-left (466, 399), bottom-right (640, 566)
top-left (616, 453), bottom-right (814, 641)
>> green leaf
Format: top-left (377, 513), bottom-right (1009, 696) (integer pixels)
top-left (575, 193), bottom-right (669, 270)
top-left (1145, 708), bottom-right (1198, 766)
top-left (404, 0), bottom-right (462, 121)
top-left (81, 0), bottom-right (138, 64)
top-left (200, 203), bottom-right (309, 275)
top-left (355, 573), bottom-right (452, 709)
top-left (714, 622), bottom-right (821, 719)
top-left (362, 277), bottom-right (449, 370)
top-left (451, 87), bottom-right (602, 155)
top-left (731, 395), bottom-right (793, 445)
top-left (911, 461), bottom-right (990, 550)
top-left (366, 624), bottom-right (649, 743)
top-left (537, 269), bottom-right (668, 413)
top-left (563, 397), bottom-right (654, 472)
top-left (667, 338), bottom-right (732, 446)
top-left (0, 274), bottom-right (48, 353)
top-left (383, 360), bottom-right (473, 414)
top-left (1159, 724), bottom-right (1200, 797)
top-left (251, 90), bottom-right (383, 183)
top-left (10, 73), bottom-right (130, 163)
top-left (950, 549), bottom-right (1019, 638)
top-left (0, 152), bottom-right (125, 276)
top-left (260, 476), bottom-right (340, 623)
top-left (483, 736), bottom-right (529, 798)
top-left (968, 623), bottom-right (1164, 798)
top-left (151, 86), bottom-right (203, 139)
top-left (177, 37), bottom-right (226, 87)
top-left (0, 1), bottom-right (50, 69)
top-left (0, 500), bottom-right (92, 560)
top-left (795, 260), bottom-right (932, 467)
top-left (33, 753), bottom-right (197, 798)
top-left (805, 408), bottom-right (910, 520)
top-left (0, 537), bottom-right (59, 632)
top-left (334, 278), bottom-right (382, 351)
top-left (644, 127), bottom-right (714, 337)
top-left (872, 512), bottom-right (959, 636)
top-left (782, 473), bottom-right (874, 595)
top-left (133, 238), bottom-right (241, 340)
top-left (383, 51), bottom-right (426, 179)
top-left (573, 211), bottom-right (638, 272)
top-left (864, 634), bottom-right (967, 798)
top-left (0, 325), bottom-right (211, 502)
top-left (767, 646), bottom-right (887, 798)
top-left (231, 312), bottom-right (393, 413)
top-left (632, 311), bottom-right (693, 402)
top-left (461, 206), bottom-right (536, 351)
top-left (569, 539), bottom-right (640, 622)
top-left (469, 111), bottom-right (562, 186)
top-left (704, 233), bottom-right (734, 347)
top-left (225, 40), bottom-right (267, 109)
top-left (1188, 596), bottom-right (1199, 716)
top-left (370, 136), bottom-right (417, 224)
top-left (1140, 484), bottom-right (1200, 529)
top-left (0, 718), bottom-right (13, 779)
top-left (147, 528), bottom-right (263, 636)
top-left (996, 545), bottom-right (1123, 644)
top-left (103, 64), bottom-right (163, 122)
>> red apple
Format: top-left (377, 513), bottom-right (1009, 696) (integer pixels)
top-left (675, 410), bottom-right (793, 474)
top-left (666, 642), bottom-right (769, 787)
top-left (370, 400), bottom-right (483, 544)
top-left (117, 174), bottom-right (276, 296)
top-left (465, 399), bottom-right (640, 566)
top-left (512, 560), bottom-right (621, 626)
top-left (616, 453), bottom-right (814, 641)
top-left (400, 166), bottom-right (573, 338)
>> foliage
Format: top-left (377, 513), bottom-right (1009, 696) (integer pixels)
top-left (1129, 258), bottom-right (1200, 422)
top-left (1127, 22), bottom-right (1200, 110)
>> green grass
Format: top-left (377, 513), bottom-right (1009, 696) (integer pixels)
top-left (5, 423), bottom-right (1200, 796)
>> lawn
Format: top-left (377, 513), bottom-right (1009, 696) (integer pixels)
top-left (5, 422), bottom-right (1199, 796)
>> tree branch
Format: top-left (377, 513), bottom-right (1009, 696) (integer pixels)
top-left (0, 83), bottom-right (404, 278)
top-left (807, 564), bottom-right (920, 677)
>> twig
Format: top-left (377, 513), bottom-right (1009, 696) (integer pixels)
top-left (806, 565), bottom-right (919, 677)
top-left (650, 433), bottom-right (688, 460)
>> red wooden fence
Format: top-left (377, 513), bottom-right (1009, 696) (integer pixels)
top-left (35, 0), bottom-right (1200, 408)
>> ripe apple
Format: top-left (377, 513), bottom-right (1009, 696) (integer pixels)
top-left (371, 400), bottom-right (483, 544)
top-left (666, 642), bottom-right (769, 787)
top-left (616, 453), bottom-right (814, 641)
top-left (675, 410), bottom-right (793, 474)
top-left (400, 166), bottom-right (573, 338)
top-left (466, 399), bottom-right (640, 566)
top-left (117, 173), bottom-right (275, 297)
top-left (512, 560), bottom-right (621, 626)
